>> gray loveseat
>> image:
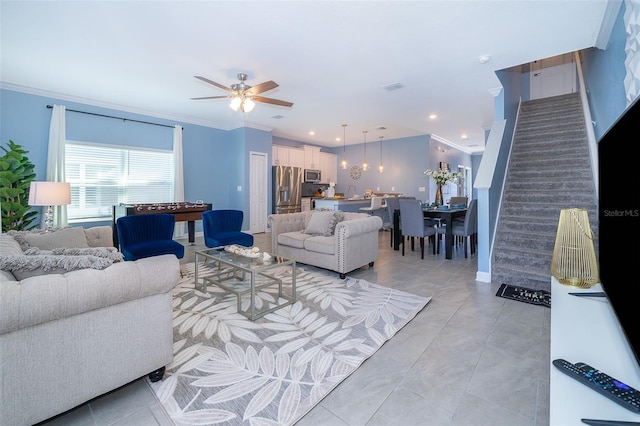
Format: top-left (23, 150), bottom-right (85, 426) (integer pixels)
top-left (0, 226), bottom-right (179, 426)
top-left (268, 210), bottom-right (383, 278)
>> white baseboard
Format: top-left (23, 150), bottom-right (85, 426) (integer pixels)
top-left (476, 271), bottom-right (491, 283)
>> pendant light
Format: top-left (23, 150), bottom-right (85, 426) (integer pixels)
top-left (378, 135), bottom-right (384, 173)
top-left (340, 124), bottom-right (348, 170)
top-left (362, 130), bottom-right (368, 171)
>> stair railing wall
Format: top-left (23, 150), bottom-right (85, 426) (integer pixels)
top-left (575, 50), bottom-right (599, 200)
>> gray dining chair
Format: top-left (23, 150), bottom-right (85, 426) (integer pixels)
top-left (436, 198), bottom-right (477, 258)
top-left (449, 196), bottom-right (468, 206)
top-left (450, 196), bottom-right (469, 225)
top-left (385, 196), bottom-right (401, 247)
top-left (399, 198), bottom-right (437, 259)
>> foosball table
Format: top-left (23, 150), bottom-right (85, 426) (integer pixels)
top-left (112, 202), bottom-right (212, 247)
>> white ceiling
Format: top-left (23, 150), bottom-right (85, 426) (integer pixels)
top-left (0, 1), bottom-right (611, 153)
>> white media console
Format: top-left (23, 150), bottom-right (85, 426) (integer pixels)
top-left (550, 277), bottom-right (640, 424)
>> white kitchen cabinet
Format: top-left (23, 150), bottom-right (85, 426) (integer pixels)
top-left (273, 145), bottom-right (304, 169)
top-left (304, 145), bottom-right (321, 170)
top-left (272, 145), bottom-right (289, 166)
top-left (320, 152), bottom-right (337, 184)
top-left (288, 148), bottom-right (305, 169)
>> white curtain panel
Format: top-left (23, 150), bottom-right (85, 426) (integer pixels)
top-left (45, 104), bottom-right (68, 228)
top-left (173, 125), bottom-right (187, 238)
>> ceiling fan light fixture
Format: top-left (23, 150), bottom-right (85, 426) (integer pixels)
top-left (229, 96), bottom-right (242, 111)
top-left (241, 97), bottom-right (255, 112)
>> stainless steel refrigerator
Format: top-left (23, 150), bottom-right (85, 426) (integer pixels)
top-left (272, 165), bottom-right (302, 214)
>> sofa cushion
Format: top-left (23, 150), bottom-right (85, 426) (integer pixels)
top-left (9, 227), bottom-right (89, 250)
top-left (277, 231), bottom-right (313, 249)
top-left (303, 235), bottom-right (335, 255)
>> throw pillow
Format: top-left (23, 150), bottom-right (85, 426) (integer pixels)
top-left (325, 211), bottom-right (345, 236)
top-left (304, 211), bottom-right (336, 235)
top-left (9, 227), bottom-right (90, 251)
top-left (0, 234), bottom-right (24, 256)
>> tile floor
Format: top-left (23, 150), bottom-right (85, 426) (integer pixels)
top-left (39, 230), bottom-right (550, 426)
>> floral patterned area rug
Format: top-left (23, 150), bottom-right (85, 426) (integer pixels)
top-left (148, 262), bottom-right (431, 425)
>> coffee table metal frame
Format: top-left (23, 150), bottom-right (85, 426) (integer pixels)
top-left (194, 248), bottom-right (296, 321)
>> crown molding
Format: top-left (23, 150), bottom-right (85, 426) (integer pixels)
top-left (0, 81), bottom-right (235, 131)
top-left (429, 133), bottom-right (477, 154)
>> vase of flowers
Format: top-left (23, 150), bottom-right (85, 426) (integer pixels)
top-left (423, 169), bottom-right (462, 206)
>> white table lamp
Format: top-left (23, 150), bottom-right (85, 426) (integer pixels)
top-left (28, 181), bottom-right (71, 231)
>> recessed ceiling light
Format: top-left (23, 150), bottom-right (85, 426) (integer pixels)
top-left (461, 134), bottom-right (469, 140)
top-left (336, 137), bottom-right (341, 142)
top-left (478, 55), bottom-right (491, 64)
top-left (271, 114), bottom-right (284, 119)
top-left (376, 126), bottom-right (387, 130)
top-left (429, 114), bottom-right (437, 120)
top-left (309, 131), bottom-right (315, 136)
top-left (382, 82), bottom-right (404, 91)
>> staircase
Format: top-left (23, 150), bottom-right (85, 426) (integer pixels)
top-left (491, 93), bottom-right (598, 292)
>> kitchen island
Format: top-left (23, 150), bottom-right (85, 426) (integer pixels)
top-left (314, 198), bottom-right (374, 213)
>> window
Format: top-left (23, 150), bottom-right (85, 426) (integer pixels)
top-left (65, 141), bottom-right (174, 222)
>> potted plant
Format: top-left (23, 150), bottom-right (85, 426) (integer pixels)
top-left (0, 140), bottom-right (37, 231)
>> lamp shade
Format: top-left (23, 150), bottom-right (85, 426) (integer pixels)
top-left (28, 182), bottom-right (71, 206)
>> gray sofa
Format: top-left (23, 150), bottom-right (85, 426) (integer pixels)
top-left (0, 226), bottom-right (179, 426)
top-left (268, 210), bottom-right (383, 278)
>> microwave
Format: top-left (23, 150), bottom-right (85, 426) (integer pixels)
top-left (304, 169), bottom-right (322, 182)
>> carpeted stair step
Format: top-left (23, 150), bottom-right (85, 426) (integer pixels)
top-left (510, 145), bottom-right (588, 161)
top-left (500, 202), bottom-right (597, 218)
top-left (494, 231), bottom-right (555, 252)
top-left (494, 247), bottom-right (552, 271)
top-left (504, 190), bottom-right (595, 204)
top-left (496, 216), bottom-right (560, 235)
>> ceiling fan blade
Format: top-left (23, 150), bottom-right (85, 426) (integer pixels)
top-left (247, 80), bottom-right (278, 95)
top-left (190, 95), bottom-right (232, 100)
top-left (194, 76), bottom-right (234, 93)
top-left (253, 95), bottom-right (293, 107)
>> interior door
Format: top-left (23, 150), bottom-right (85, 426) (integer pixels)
top-left (531, 53), bottom-right (576, 100)
top-left (249, 151), bottom-right (268, 233)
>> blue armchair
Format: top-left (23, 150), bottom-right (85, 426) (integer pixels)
top-left (116, 213), bottom-right (185, 261)
top-left (202, 210), bottom-right (254, 248)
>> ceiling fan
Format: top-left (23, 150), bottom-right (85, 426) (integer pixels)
top-left (191, 73), bottom-right (293, 112)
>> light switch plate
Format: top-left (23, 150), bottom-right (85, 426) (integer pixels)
top-left (419, 187), bottom-right (425, 192)
top-left (237, 186), bottom-right (242, 191)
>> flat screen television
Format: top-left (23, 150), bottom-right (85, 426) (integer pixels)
top-left (598, 95), bottom-right (640, 367)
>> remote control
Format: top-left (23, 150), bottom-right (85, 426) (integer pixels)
top-left (553, 359), bottom-right (640, 413)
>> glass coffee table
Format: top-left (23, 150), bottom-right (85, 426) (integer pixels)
top-left (194, 247), bottom-right (296, 321)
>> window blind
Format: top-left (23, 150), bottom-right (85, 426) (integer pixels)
top-left (65, 142), bottom-right (174, 222)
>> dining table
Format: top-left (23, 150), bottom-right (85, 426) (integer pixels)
top-left (392, 206), bottom-right (467, 259)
